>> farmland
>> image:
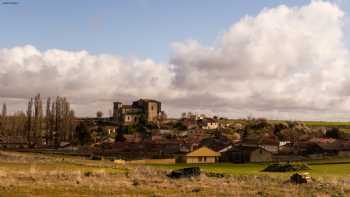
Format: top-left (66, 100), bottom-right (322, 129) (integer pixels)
top-left (221, 119), bottom-right (350, 128)
top-left (0, 151), bottom-right (350, 196)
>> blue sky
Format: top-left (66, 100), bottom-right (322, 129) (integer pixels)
top-left (0, 0), bottom-right (319, 62)
top-left (2, 0), bottom-right (350, 120)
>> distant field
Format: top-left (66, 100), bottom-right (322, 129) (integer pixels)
top-left (221, 118), bottom-right (350, 128)
top-left (303, 121), bottom-right (350, 127)
top-left (0, 151), bottom-right (350, 196)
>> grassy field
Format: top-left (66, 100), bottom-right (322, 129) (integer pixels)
top-left (302, 121), bottom-right (350, 127)
top-left (148, 161), bottom-right (350, 178)
top-left (0, 151), bottom-right (350, 196)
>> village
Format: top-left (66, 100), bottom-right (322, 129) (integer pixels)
top-left (1, 97), bottom-right (350, 165)
top-left (3, 1), bottom-right (350, 195)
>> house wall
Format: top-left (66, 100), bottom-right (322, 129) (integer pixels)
top-left (260, 145), bottom-right (279, 154)
top-left (186, 156), bottom-right (217, 164)
top-left (338, 151), bottom-right (350, 157)
top-left (107, 127), bottom-right (116, 135)
top-left (127, 159), bottom-right (176, 164)
top-left (203, 122), bottom-right (218, 130)
top-left (308, 154), bottom-right (324, 160)
top-left (250, 149), bottom-right (273, 162)
top-left (272, 155), bottom-right (307, 162)
top-left (123, 114), bottom-right (140, 125)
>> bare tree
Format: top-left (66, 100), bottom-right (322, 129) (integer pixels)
top-left (0, 103), bottom-right (6, 135)
top-left (45, 97), bottom-right (51, 145)
top-left (50, 96), bottom-right (76, 147)
top-left (33, 94), bottom-right (43, 145)
top-left (1, 94), bottom-right (75, 147)
top-left (50, 101), bottom-right (56, 146)
top-left (2, 103), bottom-right (6, 117)
top-left (26, 98), bottom-right (33, 145)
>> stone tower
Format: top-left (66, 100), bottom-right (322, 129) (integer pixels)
top-left (113, 102), bottom-right (122, 121)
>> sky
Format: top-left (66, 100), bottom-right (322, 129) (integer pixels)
top-left (0, 0), bottom-right (316, 62)
top-left (1, 0), bottom-right (350, 121)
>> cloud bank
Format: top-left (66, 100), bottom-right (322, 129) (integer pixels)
top-left (1, 1), bottom-right (350, 120)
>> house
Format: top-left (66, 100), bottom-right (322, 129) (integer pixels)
top-left (221, 144), bottom-right (273, 163)
top-left (151, 133), bottom-right (163, 141)
top-left (112, 99), bottom-right (162, 126)
top-left (199, 134), bottom-right (233, 152)
top-left (242, 135), bottom-right (281, 154)
top-left (185, 146), bottom-right (221, 164)
top-left (105, 126), bottom-right (117, 135)
top-left (179, 144), bottom-right (191, 153)
top-left (259, 144), bottom-right (279, 154)
top-left (181, 118), bottom-right (198, 129)
top-left (198, 118), bottom-right (218, 130)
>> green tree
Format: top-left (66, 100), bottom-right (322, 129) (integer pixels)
top-left (325, 127), bottom-right (344, 139)
top-left (96, 111), bottom-right (103, 118)
top-left (75, 122), bottom-right (91, 145)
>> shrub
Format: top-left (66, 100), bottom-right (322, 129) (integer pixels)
top-left (174, 122), bottom-right (187, 130)
top-left (89, 154), bottom-right (102, 160)
top-left (84, 171), bottom-right (93, 177)
top-left (262, 163), bottom-right (310, 172)
top-left (325, 127), bottom-right (344, 139)
top-left (75, 121), bottom-right (91, 145)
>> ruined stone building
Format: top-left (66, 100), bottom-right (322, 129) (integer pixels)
top-left (112, 99), bottom-right (162, 125)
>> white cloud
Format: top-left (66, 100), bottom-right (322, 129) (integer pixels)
top-left (1, 1), bottom-right (350, 120)
top-left (0, 45), bottom-right (176, 115)
top-left (170, 1), bottom-right (350, 120)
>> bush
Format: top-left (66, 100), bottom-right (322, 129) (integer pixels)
top-left (325, 127), bottom-right (344, 139)
top-left (75, 121), bottom-right (91, 145)
top-left (89, 154), bottom-right (102, 160)
top-left (145, 122), bottom-right (158, 129)
top-left (84, 171), bottom-right (93, 177)
top-left (174, 122), bottom-right (187, 130)
top-left (262, 163), bottom-right (310, 172)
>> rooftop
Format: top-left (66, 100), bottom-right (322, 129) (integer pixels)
top-left (186, 146), bottom-right (221, 157)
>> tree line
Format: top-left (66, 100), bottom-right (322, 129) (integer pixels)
top-left (0, 94), bottom-right (75, 147)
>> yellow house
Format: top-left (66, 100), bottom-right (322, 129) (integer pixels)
top-left (185, 146), bottom-right (221, 164)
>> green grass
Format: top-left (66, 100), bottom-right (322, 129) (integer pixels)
top-left (310, 163), bottom-right (350, 177)
top-left (148, 160), bottom-right (350, 178)
top-left (149, 163), bottom-right (266, 175)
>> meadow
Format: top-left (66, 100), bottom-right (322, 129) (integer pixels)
top-left (148, 161), bottom-right (350, 178)
top-left (0, 151), bottom-right (349, 196)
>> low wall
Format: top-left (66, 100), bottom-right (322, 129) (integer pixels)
top-left (127, 158), bottom-right (176, 164)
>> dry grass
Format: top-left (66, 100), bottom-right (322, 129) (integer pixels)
top-left (0, 151), bottom-right (349, 197)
